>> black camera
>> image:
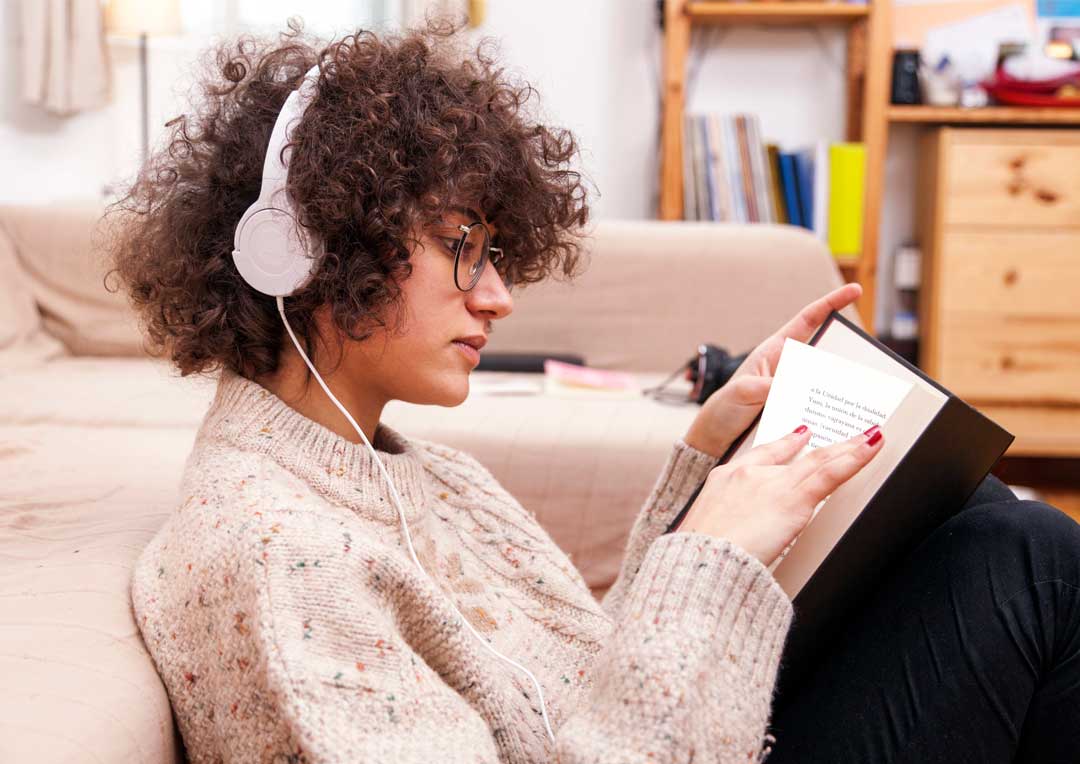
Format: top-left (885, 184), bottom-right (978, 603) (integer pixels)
top-left (687, 344), bottom-right (747, 405)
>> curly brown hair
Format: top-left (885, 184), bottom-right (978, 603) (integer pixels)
top-left (103, 19), bottom-right (591, 381)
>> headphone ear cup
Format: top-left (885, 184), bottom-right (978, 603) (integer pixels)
top-left (232, 205), bottom-right (318, 297)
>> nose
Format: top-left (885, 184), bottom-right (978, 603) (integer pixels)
top-left (465, 258), bottom-right (513, 320)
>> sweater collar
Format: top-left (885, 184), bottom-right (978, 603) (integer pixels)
top-left (203, 368), bottom-right (429, 525)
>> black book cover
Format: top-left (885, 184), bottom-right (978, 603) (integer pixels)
top-left (663, 311), bottom-right (1014, 688)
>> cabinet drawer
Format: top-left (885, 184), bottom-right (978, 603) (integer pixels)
top-left (935, 231), bottom-right (1080, 317)
top-left (941, 129), bottom-right (1080, 228)
top-left (934, 312), bottom-right (1080, 405)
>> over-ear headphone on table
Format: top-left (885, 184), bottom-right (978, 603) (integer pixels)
top-left (231, 63), bottom-right (557, 745)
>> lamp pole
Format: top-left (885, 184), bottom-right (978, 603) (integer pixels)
top-left (140, 31), bottom-right (149, 166)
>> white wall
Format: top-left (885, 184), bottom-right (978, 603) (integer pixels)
top-left (1, 0), bottom-right (910, 328)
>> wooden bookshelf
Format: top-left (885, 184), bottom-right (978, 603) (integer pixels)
top-left (889, 105), bottom-right (1080, 125)
top-left (687, 1), bottom-right (869, 24)
top-left (660, 0), bottom-right (889, 331)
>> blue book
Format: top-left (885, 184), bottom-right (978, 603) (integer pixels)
top-left (779, 153), bottom-right (803, 228)
top-left (792, 148), bottom-right (816, 231)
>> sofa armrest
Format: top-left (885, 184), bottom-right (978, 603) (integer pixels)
top-left (488, 220), bottom-right (856, 372)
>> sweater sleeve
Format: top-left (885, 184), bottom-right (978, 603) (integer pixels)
top-left (600, 438), bottom-right (718, 622)
top-left (557, 531), bottom-right (793, 763)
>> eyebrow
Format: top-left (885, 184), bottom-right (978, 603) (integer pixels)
top-left (449, 205), bottom-right (484, 223)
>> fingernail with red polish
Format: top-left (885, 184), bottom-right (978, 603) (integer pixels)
top-left (793, 424), bottom-right (808, 434)
top-left (863, 425), bottom-right (880, 436)
top-left (866, 429), bottom-right (882, 446)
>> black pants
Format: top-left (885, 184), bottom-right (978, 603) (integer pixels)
top-left (768, 475), bottom-right (1080, 763)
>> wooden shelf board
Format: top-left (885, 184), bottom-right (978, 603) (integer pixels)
top-left (686, 1), bottom-right (869, 24)
top-left (888, 105), bottom-right (1080, 125)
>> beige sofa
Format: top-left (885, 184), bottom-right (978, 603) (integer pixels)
top-left (0, 202), bottom-right (849, 763)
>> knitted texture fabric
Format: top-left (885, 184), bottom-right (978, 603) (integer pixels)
top-left (131, 369), bottom-right (793, 763)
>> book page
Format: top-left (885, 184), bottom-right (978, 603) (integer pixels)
top-left (753, 338), bottom-right (914, 454)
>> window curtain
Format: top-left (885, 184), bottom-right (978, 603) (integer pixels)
top-left (20, 0), bottom-right (111, 117)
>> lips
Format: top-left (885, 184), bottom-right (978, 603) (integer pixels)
top-left (451, 335), bottom-right (487, 351)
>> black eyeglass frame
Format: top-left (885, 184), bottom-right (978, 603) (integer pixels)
top-left (450, 222), bottom-right (509, 292)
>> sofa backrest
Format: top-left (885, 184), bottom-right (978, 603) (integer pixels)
top-left (0, 203), bottom-right (849, 371)
top-left (0, 202), bottom-right (144, 358)
top-left (489, 220), bottom-right (849, 371)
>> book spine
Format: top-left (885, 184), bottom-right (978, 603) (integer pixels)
top-left (780, 153), bottom-right (803, 228)
top-left (793, 149), bottom-right (814, 230)
top-left (826, 142), bottom-right (866, 259)
top-left (723, 116), bottom-right (747, 223)
top-left (767, 144), bottom-right (787, 224)
top-left (693, 115), bottom-right (710, 222)
top-left (682, 114), bottom-right (697, 220)
top-left (702, 115), bottom-right (719, 221)
top-left (735, 115), bottom-right (759, 222)
top-left (747, 117), bottom-right (774, 223)
top-left (707, 114), bottom-right (731, 222)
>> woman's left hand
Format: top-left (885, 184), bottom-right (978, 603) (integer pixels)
top-left (683, 283), bottom-right (863, 458)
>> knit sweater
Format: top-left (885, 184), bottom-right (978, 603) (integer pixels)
top-left (131, 368), bottom-right (793, 763)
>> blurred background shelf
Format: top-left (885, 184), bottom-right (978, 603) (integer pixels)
top-left (660, 0), bottom-right (888, 331)
top-left (889, 105), bottom-right (1080, 125)
top-left (686, 1), bottom-right (870, 24)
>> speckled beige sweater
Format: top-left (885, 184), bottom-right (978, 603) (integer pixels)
top-left (131, 369), bottom-right (793, 763)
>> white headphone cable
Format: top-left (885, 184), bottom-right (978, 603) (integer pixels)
top-left (275, 296), bottom-right (557, 746)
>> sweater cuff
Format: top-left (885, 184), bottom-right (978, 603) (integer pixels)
top-left (640, 438), bottom-right (719, 532)
top-left (625, 531), bottom-right (793, 685)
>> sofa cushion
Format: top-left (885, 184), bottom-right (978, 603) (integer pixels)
top-left (0, 202), bottom-right (146, 357)
top-left (0, 359), bottom-right (697, 588)
top-left (0, 213), bottom-right (65, 368)
top-left (0, 420), bottom-right (193, 764)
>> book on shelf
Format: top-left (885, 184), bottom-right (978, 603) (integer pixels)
top-left (663, 311), bottom-right (1013, 687)
top-left (827, 143), bottom-right (866, 260)
top-left (778, 152), bottom-right (803, 227)
top-left (766, 144), bottom-right (788, 225)
top-left (682, 113), bottom-right (867, 260)
top-left (682, 112), bottom-right (776, 225)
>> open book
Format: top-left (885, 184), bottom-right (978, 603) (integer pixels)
top-left (664, 312), bottom-right (1013, 685)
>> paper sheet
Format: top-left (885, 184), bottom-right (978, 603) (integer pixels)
top-left (752, 338), bottom-right (914, 455)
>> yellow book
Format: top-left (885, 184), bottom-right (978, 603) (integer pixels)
top-left (827, 143), bottom-right (865, 260)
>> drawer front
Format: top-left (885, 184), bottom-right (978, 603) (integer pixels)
top-left (976, 404), bottom-right (1080, 457)
top-left (942, 129), bottom-right (1080, 228)
top-left (935, 231), bottom-right (1080, 317)
top-left (934, 313), bottom-right (1080, 405)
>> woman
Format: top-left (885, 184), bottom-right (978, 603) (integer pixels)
top-left (108, 21), bottom-right (1080, 764)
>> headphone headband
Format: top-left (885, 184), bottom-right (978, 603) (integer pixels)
top-left (260, 64), bottom-right (322, 191)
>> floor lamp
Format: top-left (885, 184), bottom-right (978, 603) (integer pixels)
top-left (104, 0), bottom-right (181, 166)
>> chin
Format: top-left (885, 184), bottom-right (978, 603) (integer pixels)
top-left (415, 372), bottom-right (470, 407)
top-left (437, 384), bottom-right (469, 407)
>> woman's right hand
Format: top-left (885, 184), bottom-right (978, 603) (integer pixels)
top-left (677, 426), bottom-right (885, 567)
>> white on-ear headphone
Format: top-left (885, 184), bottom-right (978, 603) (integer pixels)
top-left (231, 63), bottom-right (557, 746)
top-left (232, 65), bottom-right (323, 298)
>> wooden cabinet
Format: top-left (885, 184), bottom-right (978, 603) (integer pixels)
top-left (918, 128), bottom-right (1080, 456)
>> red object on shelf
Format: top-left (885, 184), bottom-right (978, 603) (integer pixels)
top-left (982, 66), bottom-right (1080, 108)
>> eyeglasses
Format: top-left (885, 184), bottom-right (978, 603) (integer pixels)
top-left (436, 222), bottom-right (511, 292)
